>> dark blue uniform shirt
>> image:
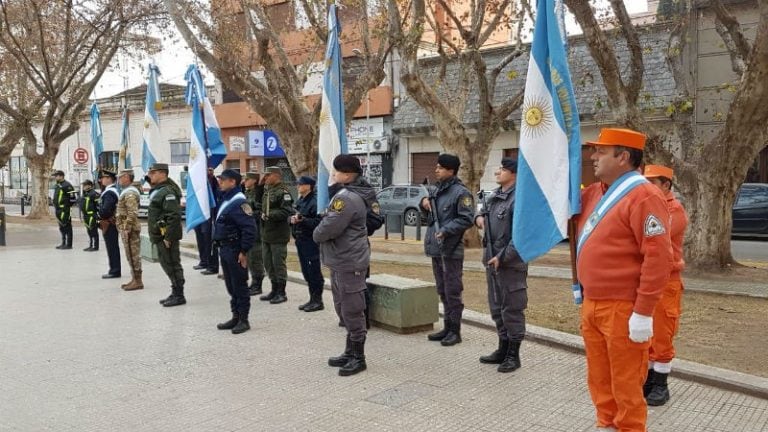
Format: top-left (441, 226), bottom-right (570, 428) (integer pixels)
top-left (213, 188), bottom-right (257, 255)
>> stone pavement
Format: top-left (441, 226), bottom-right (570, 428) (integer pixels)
top-left (2, 229), bottom-right (768, 431)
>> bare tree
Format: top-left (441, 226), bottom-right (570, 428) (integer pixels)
top-left (563, 0), bottom-right (768, 270)
top-left (165, 0), bottom-right (397, 175)
top-left (387, 0), bottom-right (529, 246)
top-left (0, 0), bottom-right (164, 218)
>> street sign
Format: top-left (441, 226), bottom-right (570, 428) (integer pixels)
top-left (73, 148), bottom-right (89, 165)
top-left (72, 164), bottom-right (89, 173)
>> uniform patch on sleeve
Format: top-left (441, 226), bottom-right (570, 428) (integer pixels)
top-left (644, 214), bottom-right (666, 237)
top-left (371, 202), bottom-right (381, 215)
top-left (283, 193), bottom-right (292, 202)
top-left (165, 195), bottom-right (176, 201)
top-left (461, 195), bottom-right (473, 208)
top-left (241, 203), bottom-right (253, 216)
top-left (330, 198), bottom-right (345, 213)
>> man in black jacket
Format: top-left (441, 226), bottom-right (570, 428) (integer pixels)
top-left (52, 170), bottom-right (76, 249)
top-left (419, 154), bottom-right (475, 346)
top-left (291, 175), bottom-right (325, 312)
top-left (80, 179), bottom-right (100, 251)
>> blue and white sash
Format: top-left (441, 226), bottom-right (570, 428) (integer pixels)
top-left (576, 171), bottom-right (648, 256)
top-left (216, 192), bottom-right (246, 221)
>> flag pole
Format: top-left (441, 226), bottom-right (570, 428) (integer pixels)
top-left (568, 217), bottom-right (582, 304)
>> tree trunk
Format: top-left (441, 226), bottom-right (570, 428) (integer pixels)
top-left (455, 142), bottom-right (489, 249)
top-left (26, 154), bottom-right (54, 219)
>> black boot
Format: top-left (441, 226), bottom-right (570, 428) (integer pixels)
top-left (298, 298), bottom-right (312, 311)
top-left (643, 369), bottom-right (656, 397)
top-left (159, 285), bottom-right (175, 305)
top-left (304, 294), bottom-right (324, 312)
top-left (63, 232), bottom-right (73, 249)
top-left (217, 313), bottom-right (239, 330)
top-left (339, 339), bottom-right (367, 376)
top-left (646, 372), bottom-right (670, 406)
top-left (259, 281), bottom-right (277, 301)
top-left (480, 338), bottom-right (510, 364)
top-left (249, 276), bottom-right (263, 296)
top-left (269, 281), bottom-right (287, 304)
top-left (497, 341), bottom-right (521, 373)
top-left (232, 317), bottom-right (251, 334)
top-left (328, 335), bottom-right (353, 367)
top-left (163, 282), bottom-right (186, 307)
top-left (440, 320), bottom-right (462, 346)
top-left (55, 234), bottom-right (66, 249)
top-left (427, 319), bottom-right (449, 341)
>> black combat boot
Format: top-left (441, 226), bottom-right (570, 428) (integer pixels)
top-left (646, 372), bottom-right (670, 406)
top-left (339, 338), bottom-right (367, 376)
top-left (440, 320), bottom-right (462, 346)
top-left (159, 285), bottom-right (175, 305)
top-left (259, 281), bottom-right (277, 301)
top-left (643, 369), bottom-right (656, 397)
top-left (163, 282), bottom-right (187, 307)
top-left (328, 335), bottom-right (353, 367)
top-left (298, 297), bottom-right (312, 311)
top-left (269, 281), bottom-right (287, 304)
top-left (63, 232), bottom-right (73, 249)
top-left (248, 276), bottom-right (263, 296)
top-left (480, 338), bottom-right (510, 364)
top-left (231, 316), bottom-right (250, 334)
top-left (303, 293), bottom-right (324, 312)
top-left (55, 234), bottom-right (66, 249)
top-left (427, 319), bottom-right (449, 341)
top-left (217, 313), bottom-right (239, 330)
top-left (497, 341), bottom-right (521, 373)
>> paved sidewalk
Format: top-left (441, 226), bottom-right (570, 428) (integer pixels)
top-left (2, 241), bottom-right (768, 431)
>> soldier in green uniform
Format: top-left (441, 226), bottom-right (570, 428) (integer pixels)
top-left (243, 172), bottom-right (265, 296)
top-left (146, 163), bottom-right (186, 307)
top-left (258, 166), bottom-right (293, 304)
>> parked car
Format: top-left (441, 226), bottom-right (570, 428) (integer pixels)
top-left (476, 190), bottom-right (493, 213)
top-left (732, 183), bottom-right (768, 237)
top-left (376, 184), bottom-right (434, 226)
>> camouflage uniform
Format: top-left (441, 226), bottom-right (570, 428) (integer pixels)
top-left (117, 178), bottom-right (143, 290)
top-left (244, 180), bottom-right (265, 295)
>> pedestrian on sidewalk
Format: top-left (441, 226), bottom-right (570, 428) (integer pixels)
top-left (116, 170), bottom-right (143, 291)
top-left (314, 154), bottom-right (375, 377)
top-left (243, 172), bottom-right (265, 295)
top-left (52, 170), bottom-right (76, 250)
top-left (419, 154), bottom-right (475, 346)
top-left (475, 158), bottom-right (528, 373)
top-left (98, 170), bottom-right (121, 279)
top-left (213, 169), bottom-right (257, 335)
top-left (79, 179), bottom-right (100, 252)
top-left (643, 165), bottom-right (689, 407)
top-left (258, 166), bottom-right (293, 305)
top-left (291, 175), bottom-right (325, 312)
top-left (146, 163), bottom-right (186, 307)
top-left (574, 128), bottom-right (672, 432)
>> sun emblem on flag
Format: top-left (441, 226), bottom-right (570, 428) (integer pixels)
top-left (319, 107), bottom-right (330, 125)
top-left (521, 96), bottom-right (553, 139)
top-left (189, 145), bottom-right (199, 162)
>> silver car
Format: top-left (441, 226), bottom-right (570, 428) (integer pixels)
top-left (376, 184), bottom-right (434, 226)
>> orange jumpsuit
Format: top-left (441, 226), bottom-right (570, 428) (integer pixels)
top-left (576, 181), bottom-right (673, 432)
top-left (649, 191), bottom-right (688, 370)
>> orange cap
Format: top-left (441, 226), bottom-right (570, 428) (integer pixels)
top-left (644, 164), bottom-right (674, 180)
top-left (586, 128), bottom-right (646, 150)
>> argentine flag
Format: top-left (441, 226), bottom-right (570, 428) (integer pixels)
top-left (512, 0), bottom-right (581, 263)
top-left (89, 103), bottom-right (104, 177)
top-left (118, 107), bottom-right (132, 169)
top-left (184, 64), bottom-right (225, 231)
top-left (316, 3), bottom-right (348, 210)
top-left (141, 63), bottom-right (163, 175)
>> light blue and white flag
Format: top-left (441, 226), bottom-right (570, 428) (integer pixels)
top-left (89, 102), bottom-right (104, 178)
top-left (316, 3), bottom-right (348, 210)
top-left (184, 64), bottom-right (224, 231)
top-left (118, 107), bottom-right (132, 170)
top-left (512, 0), bottom-right (581, 263)
top-left (141, 63), bottom-right (163, 175)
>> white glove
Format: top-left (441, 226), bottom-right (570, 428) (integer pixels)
top-left (628, 312), bottom-right (653, 343)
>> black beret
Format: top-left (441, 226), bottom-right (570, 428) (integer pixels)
top-left (501, 157), bottom-right (518, 173)
top-left (219, 169), bottom-right (242, 184)
top-left (437, 154), bottom-right (460, 172)
top-left (297, 175), bottom-right (317, 186)
top-left (333, 154), bottom-right (362, 174)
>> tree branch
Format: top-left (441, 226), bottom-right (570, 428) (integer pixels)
top-left (710, 0), bottom-right (751, 75)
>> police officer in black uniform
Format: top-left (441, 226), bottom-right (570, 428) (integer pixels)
top-left (98, 169), bottom-right (121, 278)
top-left (475, 158), bottom-right (528, 373)
top-left (80, 179), bottom-right (100, 251)
top-left (213, 169), bottom-right (257, 334)
top-left (52, 170), bottom-right (76, 249)
top-left (419, 154), bottom-right (474, 346)
top-left (291, 175), bottom-right (325, 312)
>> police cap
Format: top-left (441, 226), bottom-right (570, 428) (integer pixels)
top-left (219, 169), bottom-right (242, 184)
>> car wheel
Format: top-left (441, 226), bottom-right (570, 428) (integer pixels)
top-left (404, 208), bottom-right (420, 226)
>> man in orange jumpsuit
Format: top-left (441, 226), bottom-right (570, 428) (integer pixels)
top-left (642, 165), bottom-right (688, 407)
top-left (575, 128), bottom-right (673, 432)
